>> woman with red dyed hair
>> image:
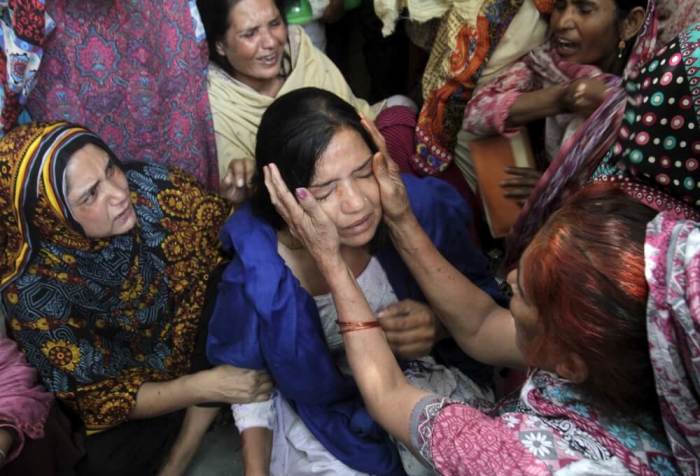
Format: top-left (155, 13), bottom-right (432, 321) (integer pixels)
top-left (263, 123), bottom-right (682, 474)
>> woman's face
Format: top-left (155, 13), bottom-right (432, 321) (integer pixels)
top-left (64, 144), bottom-right (137, 238)
top-left (307, 128), bottom-right (382, 249)
top-left (216, 0), bottom-right (287, 92)
top-left (549, 0), bottom-right (621, 70)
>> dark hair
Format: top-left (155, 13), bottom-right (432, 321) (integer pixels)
top-left (250, 87), bottom-right (379, 230)
top-left (614, 0), bottom-right (648, 17)
top-left (197, 0), bottom-right (288, 76)
top-left (522, 183), bottom-right (658, 416)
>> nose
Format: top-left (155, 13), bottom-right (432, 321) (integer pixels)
top-left (260, 27), bottom-right (276, 49)
top-left (552, 5), bottom-right (576, 30)
top-left (105, 178), bottom-right (129, 206)
top-left (338, 180), bottom-right (366, 214)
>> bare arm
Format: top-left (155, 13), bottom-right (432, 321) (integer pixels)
top-left (130, 366), bottom-right (273, 419)
top-left (326, 258), bottom-right (429, 445)
top-left (362, 117), bottom-right (525, 368)
top-left (504, 85), bottom-right (567, 129)
top-left (386, 212), bottom-right (523, 368)
top-left (240, 427), bottom-right (272, 476)
top-left (157, 406), bottom-right (220, 476)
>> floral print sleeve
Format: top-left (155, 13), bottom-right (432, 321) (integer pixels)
top-left (6, 292), bottom-right (174, 431)
top-left (410, 394), bottom-right (549, 476)
top-left (463, 59), bottom-right (540, 137)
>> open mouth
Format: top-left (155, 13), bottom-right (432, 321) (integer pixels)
top-left (114, 205), bottom-right (134, 225)
top-left (554, 37), bottom-right (579, 56)
top-left (258, 52), bottom-right (279, 66)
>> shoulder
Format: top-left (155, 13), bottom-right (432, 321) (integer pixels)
top-left (403, 174), bottom-right (473, 232)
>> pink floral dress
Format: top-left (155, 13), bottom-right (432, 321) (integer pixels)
top-left (410, 370), bottom-right (678, 475)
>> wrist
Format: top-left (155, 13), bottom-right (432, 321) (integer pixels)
top-left (181, 371), bottom-right (208, 404)
top-left (554, 84), bottom-right (569, 113)
top-left (386, 212), bottom-right (421, 248)
top-left (316, 252), bottom-right (347, 278)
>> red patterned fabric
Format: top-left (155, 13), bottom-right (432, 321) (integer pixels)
top-left (25, 0), bottom-right (219, 189)
top-left (430, 404), bottom-right (548, 476)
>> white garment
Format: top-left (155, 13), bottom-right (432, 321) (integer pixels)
top-left (232, 257), bottom-right (493, 475)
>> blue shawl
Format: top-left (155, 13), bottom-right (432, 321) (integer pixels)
top-left (207, 175), bottom-right (502, 475)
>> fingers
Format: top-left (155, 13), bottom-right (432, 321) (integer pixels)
top-left (231, 159), bottom-right (247, 188)
top-left (360, 113), bottom-right (393, 164)
top-left (503, 166), bottom-right (541, 178)
top-left (263, 163), bottom-right (302, 225)
top-left (360, 113), bottom-right (386, 150)
top-left (226, 159), bottom-right (255, 188)
top-left (501, 167), bottom-right (541, 200)
top-left (384, 326), bottom-right (435, 359)
top-left (377, 300), bottom-right (434, 332)
top-left (377, 300), bottom-right (412, 320)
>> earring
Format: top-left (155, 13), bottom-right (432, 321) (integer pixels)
top-left (617, 39), bottom-right (626, 59)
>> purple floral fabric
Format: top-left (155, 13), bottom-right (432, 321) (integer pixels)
top-left (26, 0), bottom-right (218, 189)
top-left (646, 212), bottom-right (700, 475)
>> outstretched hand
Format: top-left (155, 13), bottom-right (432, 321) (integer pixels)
top-left (360, 114), bottom-right (413, 226)
top-left (262, 163), bottom-right (342, 269)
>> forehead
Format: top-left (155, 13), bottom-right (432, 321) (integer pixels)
top-left (229, 0), bottom-right (280, 28)
top-left (310, 128), bottom-right (372, 184)
top-left (556, 0), bottom-right (616, 9)
top-left (65, 144), bottom-right (109, 189)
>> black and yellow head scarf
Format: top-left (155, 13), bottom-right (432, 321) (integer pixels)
top-left (0, 122), bottom-right (229, 431)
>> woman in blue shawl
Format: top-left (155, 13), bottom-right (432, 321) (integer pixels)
top-left (206, 88), bottom-right (505, 475)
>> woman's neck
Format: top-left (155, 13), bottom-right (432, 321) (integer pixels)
top-left (234, 72), bottom-right (285, 98)
top-left (277, 229), bottom-right (371, 295)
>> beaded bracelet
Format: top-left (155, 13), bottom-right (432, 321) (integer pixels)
top-left (336, 320), bottom-right (382, 334)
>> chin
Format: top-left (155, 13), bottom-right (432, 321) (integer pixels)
top-left (340, 219), bottom-right (380, 249)
top-left (255, 65), bottom-right (282, 79)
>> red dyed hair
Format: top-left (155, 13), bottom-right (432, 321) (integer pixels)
top-left (521, 183), bottom-right (658, 414)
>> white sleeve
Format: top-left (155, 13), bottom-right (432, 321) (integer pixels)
top-left (231, 396), bottom-right (276, 432)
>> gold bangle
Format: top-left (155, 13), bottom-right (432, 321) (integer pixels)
top-left (336, 320), bottom-right (382, 334)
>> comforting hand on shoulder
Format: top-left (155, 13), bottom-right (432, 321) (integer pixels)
top-left (200, 365), bottom-right (273, 404)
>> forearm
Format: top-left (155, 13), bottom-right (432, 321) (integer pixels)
top-left (158, 406), bottom-right (220, 476)
top-left (387, 215), bottom-right (523, 367)
top-left (505, 85), bottom-right (566, 128)
top-left (130, 374), bottom-right (203, 419)
top-left (240, 427), bottom-right (272, 475)
top-left (323, 258), bottom-right (428, 445)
